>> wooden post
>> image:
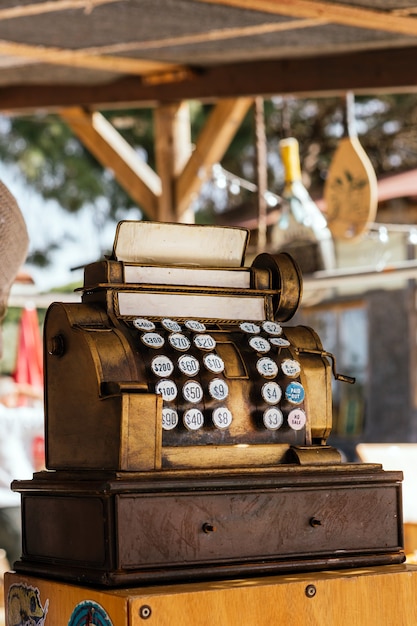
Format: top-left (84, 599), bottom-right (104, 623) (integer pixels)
top-left (154, 102), bottom-right (194, 223)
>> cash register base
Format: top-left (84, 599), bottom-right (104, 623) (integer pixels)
top-left (13, 463), bottom-right (403, 587)
top-left (5, 565), bottom-right (417, 625)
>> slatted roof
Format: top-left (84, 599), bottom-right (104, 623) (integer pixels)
top-left (2, 0), bottom-right (417, 112)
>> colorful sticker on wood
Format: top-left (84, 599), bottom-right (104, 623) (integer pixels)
top-left (68, 600), bottom-right (113, 626)
top-left (7, 583), bottom-right (49, 626)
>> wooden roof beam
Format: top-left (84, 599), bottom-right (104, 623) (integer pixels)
top-left (176, 97), bottom-right (253, 215)
top-left (60, 107), bottom-right (161, 220)
top-left (196, 0), bottom-right (417, 37)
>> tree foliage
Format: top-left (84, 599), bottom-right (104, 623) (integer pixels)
top-left (1, 94), bottom-right (417, 266)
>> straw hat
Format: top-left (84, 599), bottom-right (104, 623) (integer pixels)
top-left (0, 180), bottom-right (29, 325)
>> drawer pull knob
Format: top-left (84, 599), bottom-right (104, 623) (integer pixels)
top-left (202, 522), bottom-right (217, 533)
top-left (310, 517), bottom-right (322, 528)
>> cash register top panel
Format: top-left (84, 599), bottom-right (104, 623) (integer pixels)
top-left (44, 221), bottom-right (341, 472)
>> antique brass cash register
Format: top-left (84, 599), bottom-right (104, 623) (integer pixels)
top-left (13, 221), bottom-right (404, 587)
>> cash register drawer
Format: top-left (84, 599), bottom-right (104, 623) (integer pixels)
top-left (17, 469), bottom-right (404, 585)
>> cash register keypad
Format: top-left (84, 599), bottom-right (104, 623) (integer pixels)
top-left (127, 317), bottom-right (306, 444)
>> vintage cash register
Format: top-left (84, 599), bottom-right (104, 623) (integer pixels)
top-left (12, 221), bottom-right (404, 587)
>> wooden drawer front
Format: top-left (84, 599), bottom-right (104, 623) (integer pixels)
top-left (116, 485), bottom-right (401, 568)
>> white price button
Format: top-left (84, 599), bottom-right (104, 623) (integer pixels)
top-left (169, 333), bottom-right (191, 351)
top-left (262, 321), bottom-right (282, 336)
top-left (203, 353), bottom-right (225, 374)
top-left (183, 408), bottom-right (204, 431)
top-left (182, 380), bottom-right (204, 403)
top-left (155, 379), bottom-right (177, 402)
top-left (269, 337), bottom-right (290, 348)
top-left (263, 407), bottom-right (284, 430)
top-left (261, 381), bottom-right (282, 405)
top-left (288, 408), bottom-right (306, 431)
top-left (141, 332), bottom-right (165, 349)
top-left (162, 318), bottom-right (181, 332)
top-left (281, 359), bottom-right (301, 378)
top-left (256, 357), bottom-right (278, 378)
top-left (178, 354), bottom-right (200, 377)
top-left (162, 408), bottom-right (179, 430)
top-left (212, 407), bottom-right (233, 429)
top-left (133, 318), bottom-right (155, 331)
top-left (151, 355), bottom-right (174, 377)
top-left (185, 320), bottom-right (206, 332)
top-left (249, 336), bottom-right (271, 353)
top-left (240, 322), bottom-right (261, 334)
top-left (208, 378), bottom-right (229, 401)
top-left (193, 334), bottom-right (216, 351)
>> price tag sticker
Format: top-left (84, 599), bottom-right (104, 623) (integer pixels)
top-left (185, 320), bottom-right (206, 332)
top-left (288, 408), bottom-right (306, 430)
top-left (193, 334), bottom-right (216, 351)
top-left (212, 407), bottom-right (233, 429)
top-left (155, 379), bottom-right (177, 402)
top-left (141, 332), bottom-right (165, 349)
top-left (183, 408), bottom-right (204, 431)
top-left (162, 408), bottom-right (179, 430)
top-left (169, 333), bottom-right (191, 351)
top-left (182, 380), bottom-right (204, 404)
top-left (261, 381), bottom-right (282, 405)
top-left (256, 357), bottom-right (278, 378)
top-left (133, 318), bottom-right (155, 331)
top-left (162, 318), bottom-right (182, 332)
top-left (263, 407), bottom-right (284, 430)
top-left (178, 354), bottom-right (200, 377)
top-left (281, 359), bottom-right (301, 378)
top-left (208, 378), bottom-right (229, 401)
top-left (249, 336), bottom-right (271, 354)
top-left (262, 321), bottom-right (282, 336)
top-left (285, 382), bottom-right (305, 405)
top-left (151, 355), bottom-right (174, 377)
top-left (203, 353), bottom-right (225, 374)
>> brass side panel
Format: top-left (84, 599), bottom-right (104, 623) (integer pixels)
top-left (120, 393), bottom-right (163, 471)
top-left (285, 326), bottom-right (333, 442)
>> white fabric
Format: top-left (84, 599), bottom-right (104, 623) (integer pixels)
top-left (0, 405), bottom-right (44, 507)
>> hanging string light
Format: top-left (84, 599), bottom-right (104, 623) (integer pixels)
top-left (211, 163), bottom-right (281, 207)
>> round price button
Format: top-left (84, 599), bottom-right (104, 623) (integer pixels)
top-left (249, 336), bottom-right (271, 354)
top-left (208, 378), bottom-right (229, 401)
top-left (178, 354), bottom-right (200, 377)
top-left (262, 321), bottom-right (282, 336)
top-left (162, 318), bottom-right (181, 332)
top-left (151, 355), bottom-right (174, 377)
top-left (288, 408), bottom-right (306, 431)
top-left (281, 359), bottom-right (301, 378)
top-left (212, 407), bottom-right (233, 429)
top-left (269, 337), bottom-right (290, 348)
top-left (261, 381), bottom-right (282, 405)
top-left (263, 407), bottom-right (284, 430)
top-left (162, 408), bottom-right (179, 430)
top-left (141, 332), bottom-right (165, 349)
top-left (182, 380), bottom-right (204, 404)
top-left (183, 408), bottom-right (204, 431)
top-left (285, 381), bottom-right (305, 405)
top-left (155, 379), bottom-right (177, 402)
top-left (133, 318), bottom-right (155, 331)
top-left (256, 357), bottom-right (278, 378)
top-left (193, 334), bottom-right (216, 351)
top-left (185, 320), bottom-right (206, 332)
top-left (240, 322), bottom-right (261, 334)
top-left (203, 353), bottom-right (225, 374)
top-left (169, 333), bottom-right (191, 351)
